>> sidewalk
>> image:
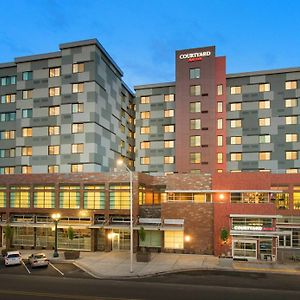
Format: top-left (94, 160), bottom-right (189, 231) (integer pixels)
top-left (9, 249), bottom-right (300, 278)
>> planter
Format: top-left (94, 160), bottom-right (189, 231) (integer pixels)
top-left (64, 250), bottom-right (80, 260)
top-left (136, 251), bottom-right (151, 262)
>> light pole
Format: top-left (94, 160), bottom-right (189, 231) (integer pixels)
top-left (51, 213), bottom-right (61, 258)
top-left (117, 159), bottom-right (133, 273)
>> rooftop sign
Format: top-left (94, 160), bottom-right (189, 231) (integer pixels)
top-left (179, 51), bottom-right (211, 62)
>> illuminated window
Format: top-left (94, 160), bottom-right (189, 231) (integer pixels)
top-left (286, 169), bottom-right (298, 174)
top-left (141, 157), bottom-right (150, 165)
top-left (1, 94), bottom-right (16, 103)
top-left (22, 146), bottom-right (32, 156)
top-left (217, 135), bottom-right (223, 146)
top-left (72, 63), bottom-right (84, 73)
top-left (0, 186), bottom-right (6, 208)
top-left (72, 123), bottom-right (84, 133)
top-left (22, 90), bottom-right (33, 99)
top-left (48, 126), bottom-right (60, 136)
top-left (217, 102), bottom-right (223, 112)
top-left (0, 167), bottom-right (14, 174)
top-left (22, 71), bottom-right (33, 81)
top-left (285, 81), bottom-right (297, 90)
top-left (190, 102), bottom-right (201, 113)
top-left (140, 141), bottom-right (150, 149)
top-left (71, 164), bottom-right (83, 173)
top-left (285, 98), bottom-right (297, 107)
top-left (294, 192), bottom-right (300, 209)
top-left (190, 135), bottom-right (201, 147)
top-left (230, 103), bottom-right (242, 111)
top-left (10, 186), bottom-right (30, 208)
top-left (49, 87), bottom-right (61, 96)
top-left (48, 165), bottom-right (59, 173)
top-left (49, 67), bottom-right (61, 77)
top-left (190, 152), bottom-right (201, 164)
top-left (217, 84), bottom-right (223, 95)
top-left (140, 126), bottom-right (150, 134)
top-left (84, 185), bottom-right (105, 209)
top-left (48, 145), bottom-right (60, 155)
top-left (59, 185), bottom-right (80, 208)
top-left (48, 106), bottom-right (60, 116)
top-left (72, 103), bottom-right (84, 113)
top-left (259, 83), bottom-right (270, 92)
top-left (22, 127), bottom-right (32, 137)
top-left (71, 143), bottom-right (84, 154)
top-left (164, 94), bottom-right (175, 102)
top-left (286, 151), bottom-right (298, 160)
top-left (72, 83), bottom-right (84, 93)
top-left (217, 153), bottom-right (223, 163)
top-left (285, 116), bottom-right (298, 125)
top-left (164, 231), bottom-right (183, 249)
top-left (190, 85), bottom-right (201, 96)
top-left (190, 68), bottom-right (200, 79)
top-left (259, 135), bottom-right (271, 143)
top-left (230, 86), bottom-right (241, 94)
top-left (259, 152), bottom-right (271, 160)
top-left (217, 119), bottom-right (223, 129)
top-left (140, 111), bottom-right (150, 119)
top-left (164, 156), bottom-right (174, 164)
top-left (0, 130), bottom-right (15, 140)
top-left (34, 186), bottom-right (55, 208)
top-left (231, 153), bottom-right (242, 161)
top-left (230, 119), bottom-right (242, 128)
top-left (109, 184), bottom-right (130, 209)
top-left (259, 118), bottom-right (271, 126)
top-left (140, 96), bottom-right (150, 104)
top-left (190, 119), bottom-right (201, 130)
top-left (259, 100), bottom-right (270, 109)
top-left (286, 133), bottom-right (298, 142)
top-left (22, 166), bottom-right (32, 174)
top-left (164, 140), bottom-right (174, 148)
top-left (0, 149), bottom-right (15, 158)
top-left (164, 125), bottom-right (175, 133)
top-left (231, 136), bottom-right (242, 145)
top-left (164, 109), bottom-right (174, 117)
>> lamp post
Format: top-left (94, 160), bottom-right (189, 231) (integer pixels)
top-left (51, 213), bottom-right (61, 258)
top-left (117, 159), bottom-right (133, 273)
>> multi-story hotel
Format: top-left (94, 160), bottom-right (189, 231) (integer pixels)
top-left (0, 39), bottom-right (300, 262)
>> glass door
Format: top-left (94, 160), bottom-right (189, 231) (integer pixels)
top-left (233, 239), bottom-right (257, 259)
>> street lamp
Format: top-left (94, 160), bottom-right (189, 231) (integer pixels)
top-left (51, 213), bottom-right (61, 258)
top-left (117, 159), bottom-right (133, 273)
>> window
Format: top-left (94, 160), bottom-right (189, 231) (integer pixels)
top-left (217, 84), bottom-right (223, 95)
top-left (48, 106), bottom-right (60, 116)
top-left (217, 119), bottom-right (223, 129)
top-left (217, 153), bottom-right (223, 163)
top-left (0, 112), bottom-right (16, 122)
top-left (141, 157), bottom-right (150, 165)
top-left (22, 127), bottom-right (32, 137)
top-left (190, 153), bottom-right (201, 164)
top-left (140, 111), bottom-right (150, 119)
top-left (285, 81), bottom-right (297, 90)
top-left (285, 116), bottom-right (298, 125)
top-left (217, 135), bottom-right (223, 146)
top-left (72, 83), bottom-right (84, 93)
top-left (164, 231), bottom-right (183, 249)
top-left (285, 98), bottom-right (298, 107)
top-left (0, 130), bottom-right (15, 140)
top-left (164, 94), bottom-right (175, 102)
top-left (22, 90), bottom-right (33, 100)
top-left (286, 133), bottom-right (298, 142)
top-left (259, 152), bottom-right (271, 160)
top-left (190, 119), bottom-right (201, 130)
top-left (10, 186), bottom-right (30, 208)
top-left (22, 109), bottom-right (32, 118)
top-left (231, 153), bottom-right (242, 161)
top-left (230, 136), bottom-right (242, 145)
top-left (59, 185), bottom-right (80, 208)
top-left (72, 123), bottom-right (84, 133)
top-left (259, 118), bottom-right (271, 126)
top-left (190, 68), bottom-right (200, 79)
top-left (259, 100), bottom-right (270, 109)
top-left (0, 149), bottom-right (15, 158)
top-left (109, 184), bottom-right (130, 209)
top-left (190, 135), bottom-right (201, 147)
top-left (0, 75), bottom-right (16, 86)
top-left (48, 165), bottom-right (59, 173)
top-left (49, 87), bottom-right (61, 96)
top-left (217, 102), bottom-right (223, 113)
top-left (140, 141), bottom-right (150, 149)
top-left (48, 145), bottom-right (60, 155)
top-left (1, 94), bottom-right (16, 103)
top-left (294, 191), bottom-right (300, 210)
top-left (286, 151), bottom-right (298, 160)
top-left (33, 186), bottom-right (55, 208)
top-left (259, 135), bottom-right (271, 144)
top-left (230, 86), bottom-right (241, 94)
top-left (164, 156), bottom-right (174, 164)
top-left (190, 102), bottom-right (201, 113)
top-left (22, 166), bottom-right (32, 174)
top-left (72, 103), bottom-right (84, 113)
top-left (84, 185), bottom-right (105, 209)
top-left (164, 125), bottom-right (175, 133)
top-left (164, 109), bottom-right (174, 117)
top-left (22, 146), bottom-right (32, 156)
top-left (48, 126), bottom-right (60, 136)
top-left (140, 96), bottom-right (150, 104)
top-left (286, 169), bottom-right (298, 174)
top-left (0, 167), bottom-right (14, 174)
top-left (230, 103), bottom-right (242, 111)
top-left (71, 143), bottom-right (84, 154)
top-left (49, 67), bottom-right (61, 77)
top-left (164, 140), bottom-right (174, 148)
top-left (0, 186), bottom-right (6, 208)
top-left (72, 63), bottom-right (84, 73)
top-left (140, 126), bottom-right (150, 134)
top-left (190, 85), bottom-right (201, 96)
top-left (230, 119), bottom-right (242, 128)
top-left (259, 83), bottom-right (270, 92)
top-left (71, 164), bottom-right (83, 173)
top-left (22, 71), bottom-right (33, 81)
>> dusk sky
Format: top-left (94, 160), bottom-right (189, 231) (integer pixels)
top-left (1, 0), bottom-right (299, 89)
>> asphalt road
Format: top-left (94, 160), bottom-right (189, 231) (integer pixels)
top-left (0, 269), bottom-right (299, 300)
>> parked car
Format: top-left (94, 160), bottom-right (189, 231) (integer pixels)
top-left (28, 253), bottom-right (49, 268)
top-left (5, 251), bottom-right (22, 266)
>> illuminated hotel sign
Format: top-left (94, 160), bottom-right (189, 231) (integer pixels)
top-left (179, 51), bottom-right (211, 62)
top-left (233, 225), bottom-right (274, 231)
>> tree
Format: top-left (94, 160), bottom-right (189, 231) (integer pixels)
top-left (67, 226), bottom-right (74, 241)
top-left (139, 226), bottom-right (146, 242)
top-left (220, 228), bottom-right (229, 244)
top-left (4, 225), bottom-right (13, 250)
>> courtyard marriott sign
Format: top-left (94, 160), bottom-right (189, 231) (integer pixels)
top-left (179, 51), bottom-right (211, 62)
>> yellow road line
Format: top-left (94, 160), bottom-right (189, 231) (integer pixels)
top-left (234, 266), bottom-right (300, 274)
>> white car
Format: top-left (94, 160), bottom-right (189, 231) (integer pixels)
top-left (5, 251), bottom-right (22, 266)
top-left (28, 253), bottom-right (49, 268)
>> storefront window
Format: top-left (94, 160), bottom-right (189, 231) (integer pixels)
top-left (164, 231), bottom-right (184, 249)
top-left (270, 193), bottom-right (289, 209)
top-left (58, 228), bottom-right (91, 250)
top-left (59, 186), bottom-right (80, 209)
top-left (83, 185), bottom-right (105, 209)
top-left (109, 184), bottom-right (130, 209)
top-left (293, 192), bottom-right (300, 210)
top-left (12, 227), bottom-right (34, 246)
top-left (231, 192), bottom-right (269, 203)
top-left (10, 186), bottom-right (30, 208)
top-left (233, 240), bottom-right (256, 258)
top-left (34, 186), bottom-right (55, 208)
top-left (139, 230), bottom-right (162, 248)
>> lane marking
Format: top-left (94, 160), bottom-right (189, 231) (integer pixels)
top-left (49, 262), bottom-right (64, 276)
top-left (21, 260), bottom-right (31, 274)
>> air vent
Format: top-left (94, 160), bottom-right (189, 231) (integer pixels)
top-left (202, 93), bottom-right (208, 96)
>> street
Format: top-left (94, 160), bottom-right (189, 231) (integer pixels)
top-left (0, 270), bottom-right (299, 300)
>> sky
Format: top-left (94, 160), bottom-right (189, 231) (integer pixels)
top-left (0, 0), bottom-right (300, 89)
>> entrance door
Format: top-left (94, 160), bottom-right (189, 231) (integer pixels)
top-left (233, 239), bottom-right (257, 259)
top-left (112, 232), bottom-right (120, 251)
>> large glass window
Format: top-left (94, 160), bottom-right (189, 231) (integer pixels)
top-left (1, 94), bottom-right (16, 104)
top-left (231, 192), bottom-right (269, 204)
top-left (83, 185), bottom-right (105, 209)
top-left (190, 68), bottom-right (200, 79)
top-left (34, 186), bottom-right (55, 208)
top-left (164, 231), bottom-right (183, 249)
top-left (109, 184), bottom-right (130, 209)
top-left (293, 192), bottom-right (300, 210)
top-left (10, 186), bottom-right (30, 208)
top-left (59, 186), bottom-right (80, 209)
top-left (0, 186), bottom-right (6, 208)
